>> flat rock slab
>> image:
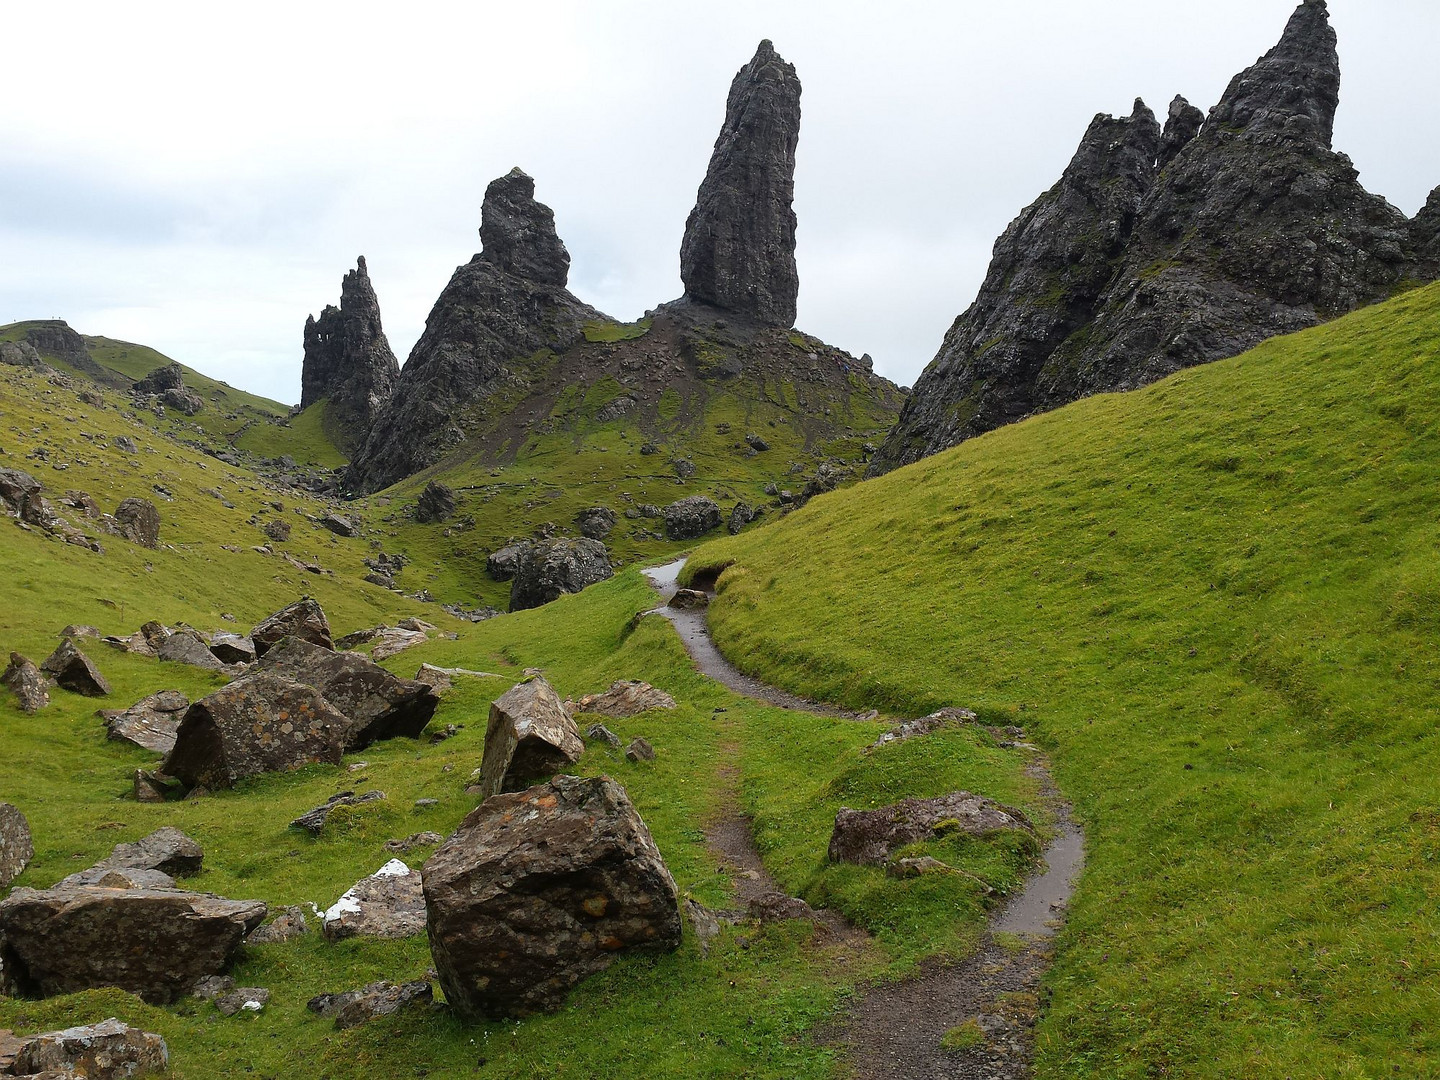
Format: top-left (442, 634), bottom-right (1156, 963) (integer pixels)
top-left (566, 680), bottom-right (677, 719)
top-left (100, 690), bottom-right (189, 754)
top-left (11, 1018), bottom-right (168, 1079)
top-left (0, 803), bottom-right (33, 888)
top-left (423, 774), bottom-right (682, 1019)
top-left (308, 979), bottom-right (434, 1030)
top-left (322, 859), bottom-right (426, 941)
top-left (414, 664), bottom-right (499, 693)
top-left (38, 639), bottom-right (110, 697)
top-left (157, 629), bottom-right (227, 671)
top-left (161, 672), bottom-right (348, 789)
top-left (100, 826), bottom-right (203, 877)
top-left (216, 987), bottom-right (270, 1016)
top-left (0, 886), bottom-right (265, 1003)
top-left (2, 653), bottom-right (49, 713)
top-left (479, 676), bottom-right (583, 799)
top-left (255, 636), bottom-right (438, 750)
top-left (251, 597), bottom-right (332, 658)
top-left (369, 627), bottom-right (429, 661)
top-left (828, 791), bottom-right (1035, 867)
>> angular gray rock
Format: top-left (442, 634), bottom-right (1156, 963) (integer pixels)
top-left (827, 791), bottom-right (1036, 867)
top-left (0, 885), bottom-right (265, 1003)
top-left (566, 680), bottom-right (677, 719)
top-left (208, 631), bottom-right (256, 665)
top-left (321, 512), bottom-right (358, 537)
top-left (132, 362), bottom-right (185, 395)
top-left (728, 501), bottom-right (756, 534)
top-left (39, 639), bottom-right (111, 696)
top-left (114, 497), bottom-right (160, 548)
top-left (584, 723), bottom-right (621, 748)
top-left (680, 40), bottom-right (802, 327)
top-left (1157, 94), bottom-right (1205, 169)
top-left (251, 597), bottom-right (333, 657)
top-left (368, 626), bottom-right (429, 661)
top-left (9, 1018), bottom-right (169, 1079)
top-left (509, 537), bottom-right (613, 611)
top-left (668, 588), bottom-right (709, 610)
top-left (161, 672), bottom-right (349, 789)
top-left (300, 257), bottom-right (401, 455)
top-left (246, 904), bottom-right (310, 944)
top-left (0, 803), bottom-right (33, 888)
top-left (575, 505), bottom-right (617, 540)
top-left (625, 737), bottom-right (656, 763)
top-left (415, 480), bottom-right (457, 523)
top-left (157, 629), bottom-right (227, 671)
top-left (486, 542), bottom-right (529, 582)
top-left (870, 706), bottom-right (979, 749)
top-left (58, 827), bottom-right (204, 888)
top-left (0, 340), bottom-right (43, 369)
top-left (422, 774), bottom-right (682, 1018)
top-left (662, 495), bottom-right (722, 540)
top-left (321, 858), bottom-right (426, 941)
top-left (3, 652), bottom-right (49, 713)
top-left (0, 467), bottom-right (42, 513)
top-left (215, 986), bottom-right (270, 1015)
top-left (478, 676), bottom-right (584, 798)
top-left (308, 979), bottom-right (434, 1030)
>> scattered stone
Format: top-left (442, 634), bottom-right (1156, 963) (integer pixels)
top-left (567, 680), bottom-right (677, 719)
top-left (428, 724), bottom-right (460, 744)
top-left (290, 791), bottom-right (386, 835)
top-left (322, 859), bottom-right (426, 941)
top-left (370, 627), bottom-right (429, 660)
top-left (157, 628), bottom-right (227, 671)
top-left (246, 905), bottom-right (310, 944)
top-left (683, 898), bottom-right (739, 954)
top-left (728, 502), bottom-right (756, 534)
top-left (384, 831), bottom-right (443, 854)
top-left (38, 639), bottom-right (111, 696)
top-left (669, 588), bottom-right (710, 610)
top-left (422, 774), bottom-right (682, 1018)
top-left (215, 987), bottom-right (270, 1016)
top-left (662, 495), bottom-right (722, 540)
top-left (509, 537), bottom-right (613, 611)
top-left (59, 624), bottom-right (100, 639)
top-left (191, 974), bottom-right (235, 1000)
top-left (396, 617), bottom-right (436, 633)
top-left (308, 979), bottom-right (434, 1030)
top-left (747, 890), bottom-right (821, 924)
top-left (162, 672), bottom-right (349, 789)
top-left (262, 518), bottom-right (291, 543)
top-left (3, 653), bottom-right (49, 713)
top-left (478, 676), bottom-right (584, 799)
top-left (321, 513), bottom-right (358, 537)
top-left (0, 804), bottom-right (33, 888)
top-left (114, 435), bottom-right (139, 454)
top-left (92, 826), bottom-right (203, 878)
top-left (575, 506), bottom-right (617, 540)
top-left (0, 885), bottom-right (266, 1003)
top-left (208, 632), bottom-right (256, 665)
top-left (415, 481), bottom-right (457, 524)
top-left (625, 737), bottom-right (656, 763)
top-left (744, 433), bottom-right (770, 451)
top-left (335, 627), bottom-right (379, 649)
top-left (250, 597), bottom-right (333, 657)
top-left (9, 1018), bottom-right (168, 1079)
top-left (585, 723), bottom-right (621, 748)
top-left (97, 690), bottom-right (186, 755)
top-left (870, 706), bottom-right (979, 749)
top-left (114, 497), bottom-right (160, 548)
top-left (671, 457), bottom-right (697, 480)
top-left (828, 792), bottom-right (1036, 867)
top-left (55, 866), bottom-right (177, 891)
top-left (414, 798), bottom-right (439, 808)
top-left (133, 363), bottom-right (185, 394)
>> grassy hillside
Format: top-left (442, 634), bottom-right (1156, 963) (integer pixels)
top-left (687, 282), bottom-right (1440, 1077)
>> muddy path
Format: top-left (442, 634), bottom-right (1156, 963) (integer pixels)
top-left (642, 558), bottom-right (1084, 1078)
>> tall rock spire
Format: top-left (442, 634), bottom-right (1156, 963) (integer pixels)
top-left (1209, 0), bottom-right (1339, 147)
top-left (479, 168), bottom-right (571, 286)
top-left (299, 256), bottom-right (400, 454)
top-left (680, 40), bottom-right (801, 327)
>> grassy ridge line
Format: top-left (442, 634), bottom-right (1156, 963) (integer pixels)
top-left (686, 282), bottom-right (1440, 1077)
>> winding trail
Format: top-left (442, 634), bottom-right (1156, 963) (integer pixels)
top-left (644, 558), bottom-right (1085, 1079)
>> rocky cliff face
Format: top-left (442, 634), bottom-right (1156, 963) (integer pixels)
top-left (872, 0), bottom-right (1438, 475)
top-left (300, 257), bottom-right (400, 455)
top-left (679, 40), bottom-right (801, 328)
top-left (346, 170), bottom-right (602, 493)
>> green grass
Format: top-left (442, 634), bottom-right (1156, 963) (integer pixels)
top-left (235, 399), bottom-right (348, 468)
top-left (685, 281), bottom-right (1440, 1077)
top-left (581, 318), bottom-right (652, 343)
top-left (940, 1019), bottom-right (986, 1051)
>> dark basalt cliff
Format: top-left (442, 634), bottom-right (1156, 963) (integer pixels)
top-left (679, 39), bottom-right (802, 328)
top-left (872, 0), bottom-right (1439, 475)
top-left (346, 170), bottom-right (603, 493)
top-left (300, 257), bottom-right (400, 455)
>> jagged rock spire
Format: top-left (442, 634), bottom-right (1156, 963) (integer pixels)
top-left (1210, 0), bottom-right (1339, 147)
top-left (680, 40), bottom-right (802, 327)
top-left (1158, 95), bottom-right (1205, 169)
top-left (479, 168), bottom-right (571, 286)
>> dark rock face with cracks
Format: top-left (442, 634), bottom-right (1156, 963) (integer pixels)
top-left (415, 480), bottom-right (457, 523)
top-left (422, 774), bottom-right (682, 1019)
top-left (509, 537), bottom-right (613, 611)
top-left (478, 676), bottom-right (583, 798)
top-left (0, 803), bottom-right (33, 888)
top-left (114, 497), bottom-right (160, 548)
top-left (320, 859), bottom-right (426, 941)
top-left (39, 639), bottom-right (111, 696)
top-left (10, 1017), bottom-right (169, 1078)
top-left (348, 169), bottom-right (602, 492)
top-left (680, 40), bottom-right (802, 327)
top-left (0, 885), bottom-right (265, 1003)
top-left (250, 597), bottom-right (333, 657)
top-left (662, 495), bottom-right (722, 540)
top-left (300, 256), bottom-right (401, 454)
top-left (872, 0), bottom-right (1440, 474)
top-left (161, 672), bottom-right (348, 789)
top-left (828, 791), bottom-right (1036, 867)
top-left (3, 652), bottom-right (49, 713)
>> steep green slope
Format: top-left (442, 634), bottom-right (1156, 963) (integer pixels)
top-left (687, 282), bottom-right (1440, 1077)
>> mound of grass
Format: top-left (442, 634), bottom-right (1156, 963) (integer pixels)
top-left (688, 282), bottom-right (1440, 1077)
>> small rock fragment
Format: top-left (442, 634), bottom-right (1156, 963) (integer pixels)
top-left (625, 737), bottom-right (656, 763)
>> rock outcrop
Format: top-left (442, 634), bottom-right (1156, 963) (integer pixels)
top-left (0, 803), bottom-right (32, 888)
top-left (423, 774), bottom-right (682, 1018)
top-left (415, 480), bottom-right (456, 523)
top-left (251, 597), bottom-right (333, 657)
top-left (114, 496), bottom-right (160, 548)
top-left (662, 495), bottom-right (722, 540)
top-left (872, 0), bottom-right (1439, 474)
top-left (478, 676), bottom-right (583, 798)
top-left (347, 169), bottom-right (604, 492)
top-left (3, 653), bottom-right (49, 713)
top-left (509, 537), bottom-right (613, 611)
top-left (828, 792), bottom-right (1036, 866)
top-left (680, 40), bottom-right (802, 327)
top-left (320, 859), bottom-right (426, 941)
top-left (300, 257), bottom-right (400, 454)
top-left (39, 639), bottom-right (110, 697)
top-left (566, 681), bottom-right (677, 719)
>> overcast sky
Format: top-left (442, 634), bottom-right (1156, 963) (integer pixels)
top-left (3, 0), bottom-right (1437, 403)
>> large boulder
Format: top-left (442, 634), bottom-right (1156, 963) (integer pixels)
top-left (0, 885), bottom-right (265, 1003)
top-left (0, 467), bottom-right (42, 513)
top-left (566, 681), bottom-right (677, 719)
top-left (415, 480), bottom-right (457, 524)
top-left (662, 496), bottom-right (722, 540)
top-left (254, 635), bottom-right (438, 750)
top-left (321, 859), bottom-right (426, 941)
top-left (0, 803), bottom-right (33, 888)
top-left (574, 506), bottom-right (617, 540)
top-left (827, 792), bottom-right (1036, 867)
top-left (157, 629), bottom-right (228, 671)
top-left (161, 672), bottom-right (348, 789)
top-left (95, 827), bottom-right (203, 878)
top-left (114, 497), bottom-right (160, 548)
top-left (100, 691), bottom-right (189, 754)
top-left (422, 774), bottom-right (682, 1018)
top-left (509, 537), bottom-right (613, 611)
top-left (208, 631), bottom-right (256, 665)
top-left (38, 640), bottom-right (110, 697)
top-left (10, 1018), bottom-right (169, 1079)
top-left (486, 542), bottom-right (529, 582)
top-left (2, 652), bottom-right (49, 713)
top-left (250, 597), bottom-right (333, 657)
top-left (132, 362), bottom-right (185, 394)
top-left (478, 677), bottom-right (583, 799)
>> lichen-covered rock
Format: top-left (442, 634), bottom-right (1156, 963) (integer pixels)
top-left (566, 681), bottom-right (677, 719)
top-left (478, 676), bottom-right (583, 798)
top-left (39, 639), bottom-right (111, 696)
top-left (300, 257), bottom-right (401, 455)
top-left (0, 803), bottom-right (33, 888)
top-left (321, 859), bottom-right (426, 941)
top-left (574, 505), bottom-right (617, 540)
top-left (422, 774), bottom-right (682, 1018)
top-left (114, 497), bottom-right (160, 548)
top-left (870, 706), bottom-right (979, 749)
top-left (308, 979), bottom-right (434, 1030)
top-left (321, 513), bottom-right (358, 537)
top-left (161, 672), bottom-right (348, 789)
top-left (680, 40), bottom-right (802, 327)
top-left (668, 588), bottom-right (709, 610)
top-left (369, 626), bottom-right (429, 661)
top-left (246, 905), bottom-right (310, 944)
top-left (415, 480), bottom-right (457, 524)
top-left (157, 629), bottom-right (227, 671)
top-left (262, 517), bottom-right (291, 543)
top-left (625, 737), bottom-right (656, 763)
top-left (662, 495), bottom-right (722, 540)
top-left (728, 502), bottom-right (755, 534)
top-left (10, 1017), bottom-right (169, 1079)
top-left (0, 467), bottom-right (42, 514)
top-left (509, 537), bottom-right (613, 611)
top-left (250, 597), bottom-right (333, 657)
top-left (58, 827), bottom-right (204, 887)
top-left (3, 652), bottom-right (49, 713)
top-left (827, 791), bottom-right (1036, 867)
top-left (0, 885), bottom-right (265, 1003)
